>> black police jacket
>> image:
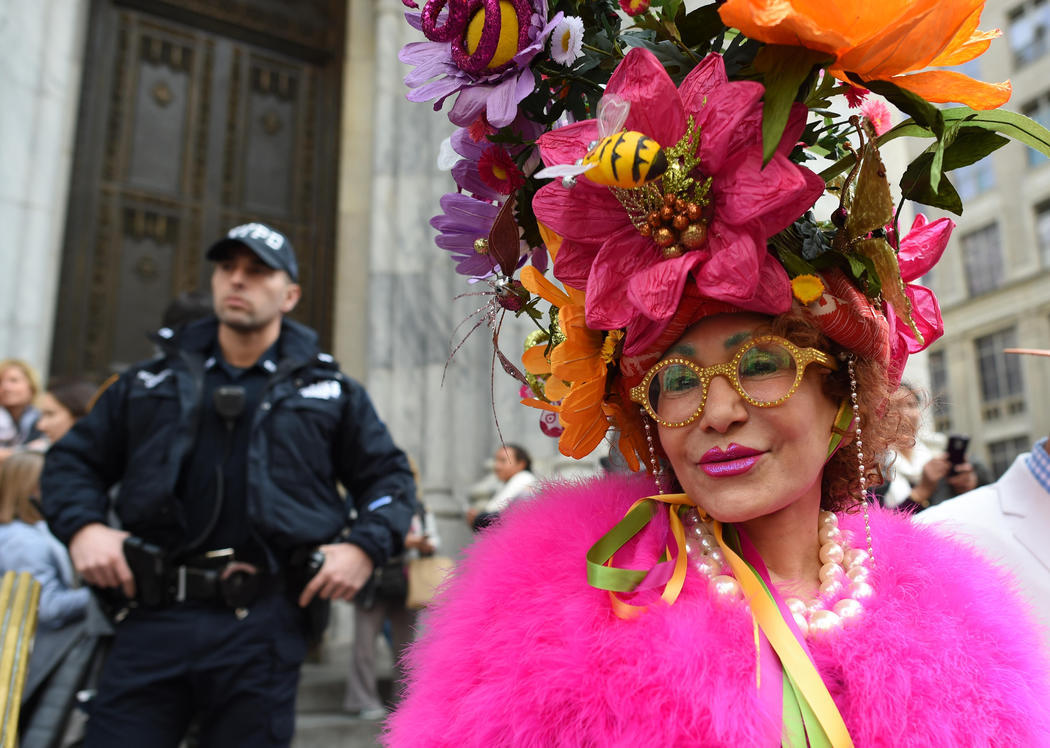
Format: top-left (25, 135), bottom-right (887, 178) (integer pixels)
top-left (42, 317), bottom-right (417, 567)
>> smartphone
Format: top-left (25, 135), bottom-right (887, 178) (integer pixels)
top-left (946, 434), bottom-right (970, 475)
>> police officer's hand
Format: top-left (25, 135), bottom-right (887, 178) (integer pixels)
top-left (69, 522), bottom-right (135, 598)
top-left (298, 542), bottom-right (373, 607)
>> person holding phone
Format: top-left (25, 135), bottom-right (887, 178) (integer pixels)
top-left (905, 435), bottom-right (993, 511)
top-left (916, 347), bottom-right (1050, 649)
top-left (877, 385), bottom-right (992, 511)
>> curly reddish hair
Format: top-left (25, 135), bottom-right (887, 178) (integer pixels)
top-left (768, 308), bottom-right (912, 513)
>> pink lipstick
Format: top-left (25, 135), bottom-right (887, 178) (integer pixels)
top-left (699, 443), bottom-right (763, 477)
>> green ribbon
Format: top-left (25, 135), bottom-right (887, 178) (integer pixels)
top-left (586, 500), bottom-right (660, 592)
top-left (826, 400), bottom-right (855, 459)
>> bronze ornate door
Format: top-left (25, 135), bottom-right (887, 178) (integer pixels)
top-left (51, 0), bottom-right (344, 378)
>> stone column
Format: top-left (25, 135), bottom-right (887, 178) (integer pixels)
top-left (0, 0), bottom-right (89, 373)
top-left (335, 2), bottom-right (597, 559)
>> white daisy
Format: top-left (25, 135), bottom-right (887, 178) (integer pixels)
top-left (550, 16), bottom-right (584, 66)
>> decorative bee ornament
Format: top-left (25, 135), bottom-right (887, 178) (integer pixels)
top-left (536, 95), bottom-right (667, 189)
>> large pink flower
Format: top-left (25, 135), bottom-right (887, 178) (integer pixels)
top-left (886, 213), bottom-right (953, 379)
top-left (531, 48), bottom-right (825, 355)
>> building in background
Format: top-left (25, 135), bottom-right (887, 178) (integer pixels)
top-left (907, 0), bottom-right (1050, 477)
top-left (7, 0), bottom-right (1047, 521)
top-left (0, 0), bottom-right (592, 563)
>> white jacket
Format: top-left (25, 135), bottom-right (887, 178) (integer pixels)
top-left (916, 452), bottom-right (1050, 651)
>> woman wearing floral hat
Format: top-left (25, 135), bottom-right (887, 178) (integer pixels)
top-left (388, 1), bottom-right (1050, 745)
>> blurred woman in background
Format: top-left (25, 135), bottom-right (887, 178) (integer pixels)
top-left (36, 378), bottom-right (99, 448)
top-left (0, 358), bottom-right (42, 462)
top-left (0, 450), bottom-right (90, 626)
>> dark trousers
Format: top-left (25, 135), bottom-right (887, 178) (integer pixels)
top-left (83, 591), bottom-right (307, 748)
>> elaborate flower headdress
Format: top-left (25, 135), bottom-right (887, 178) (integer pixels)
top-left (401, 0), bottom-right (1050, 470)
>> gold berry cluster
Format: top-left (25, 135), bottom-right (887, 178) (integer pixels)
top-left (638, 193), bottom-right (709, 259)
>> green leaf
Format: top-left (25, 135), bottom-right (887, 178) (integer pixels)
top-left (657, 0), bottom-right (685, 22)
top-left (900, 159), bottom-right (963, 214)
top-left (837, 252), bottom-right (881, 296)
top-left (941, 107), bottom-right (1050, 157)
top-left (927, 123), bottom-right (958, 193)
top-left (843, 252), bottom-right (867, 279)
top-left (852, 76), bottom-right (944, 138)
top-left (627, 37), bottom-right (693, 78)
top-left (906, 126), bottom-right (1008, 201)
top-left (754, 46), bottom-right (832, 164)
top-left (677, 3), bottom-right (726, 48)
top-left (942, 126), bottom-right (1009, 168)
top-left (721, 35), bottom-right (762, 78)
top-left (775, 246), bottom-right (815, 277)
top-left (819, 121), bottom-right (937, 182)
top-left (903, 127), bottom-right (1005, 208)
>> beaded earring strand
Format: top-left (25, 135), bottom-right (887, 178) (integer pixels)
top-left (641, 409), bottom-right (664, 494)
top-left (848, 355), bottom-right (875, 564)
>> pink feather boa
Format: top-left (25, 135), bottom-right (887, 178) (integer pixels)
top-left (386, 474), bottom-right (1050, 747)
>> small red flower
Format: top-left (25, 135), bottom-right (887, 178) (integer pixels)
top-left (619, 0), bottom-right (650, 16)
top-left (467, 115), bottom-right (496, 142)
top-left (478, 146), bottom-right (525, 194)
top-left (844, 85), bottom-right (869, 108)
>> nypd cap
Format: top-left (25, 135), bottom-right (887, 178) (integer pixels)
top-left (206, 222), bottom-right (299, 282)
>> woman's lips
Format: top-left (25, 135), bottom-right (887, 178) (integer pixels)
top-left (699, 443), bottom-right (763, 477)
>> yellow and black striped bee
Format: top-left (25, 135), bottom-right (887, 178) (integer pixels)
top-left (579, 130), bottom-right (668, 188)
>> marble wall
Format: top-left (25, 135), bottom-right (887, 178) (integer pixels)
top-left (0, 0), bottom-right (598, 557)
top-left (335, 1), bottom-right (601, 556)
top-left (0, 0), bottom-right (89, 374)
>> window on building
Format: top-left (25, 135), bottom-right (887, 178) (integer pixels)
top-left (988, 435), bottom-right (1031, 478)
top-left (928, 349), bottom-right (951, 433)
top-left (975, 328), bottom-right (1025, 420)
top-left (961, 223), bottom-right (1003, 296)
top-left (953, 160), bottom-right (996, 201)
top-left (1037, 200), bottom-right (1050, 266)
top-left (1009, 0), bottom-right (1050, 67)
top-left (1023, 93), bottom-right (1050, 167)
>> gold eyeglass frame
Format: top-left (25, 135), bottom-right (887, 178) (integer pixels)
top-left (629, 335), bottom-right (839, 428)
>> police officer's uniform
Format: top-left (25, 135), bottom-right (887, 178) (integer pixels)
top-left (42, 225), bottom-right (417, 746)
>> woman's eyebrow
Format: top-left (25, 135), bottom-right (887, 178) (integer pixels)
top-left (724, 331), bottom-right (751, 350)
top-left (667, 343), bottom-right (696, 357)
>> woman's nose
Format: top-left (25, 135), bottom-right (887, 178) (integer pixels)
top-left (698, 375), bottom-right (748, 433)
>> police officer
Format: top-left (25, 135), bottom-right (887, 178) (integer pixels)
top-left (42, 223), bottom-right (417, 747)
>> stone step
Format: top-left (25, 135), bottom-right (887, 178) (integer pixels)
top-left (297, 638), bottom-right (395, 714)
top-left (292, 714), bottom-right (384, 748)
top-left (293, 620), bottom-right (396, 748)
top-left (297, 659), bottom-right (350, 714)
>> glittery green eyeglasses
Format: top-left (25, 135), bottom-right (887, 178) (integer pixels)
top-left (630, 335), bottom-right (839, 428)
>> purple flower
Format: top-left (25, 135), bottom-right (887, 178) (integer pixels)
top-left (431, 192), bottom-right (504, 277)
top-left (434, 119), bottom-right (549, 278)
top-left (400, 1), bottom-right (562, 128)
top-left (450, 117), bottom-right (542, 197)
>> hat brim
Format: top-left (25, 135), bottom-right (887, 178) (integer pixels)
top-left (205, 237), bottom-right (284, 273)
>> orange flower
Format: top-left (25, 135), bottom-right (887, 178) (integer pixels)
top-left (520, 265), bottom-right (584, 403)
top-left (522, 345), bottom-right (571, 401)
top-left (519, 266), bottom-right (617, 459)
top-left (719, 0), bottom-right (1011, 110)
top-left (558, 378), bottom-right (609, 459)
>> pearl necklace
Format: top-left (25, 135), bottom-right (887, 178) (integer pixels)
top-left (681, 508), bottom-right (874, 637)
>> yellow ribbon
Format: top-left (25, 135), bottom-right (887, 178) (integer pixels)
top-left (712, 521), bottom-right (855, 748)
